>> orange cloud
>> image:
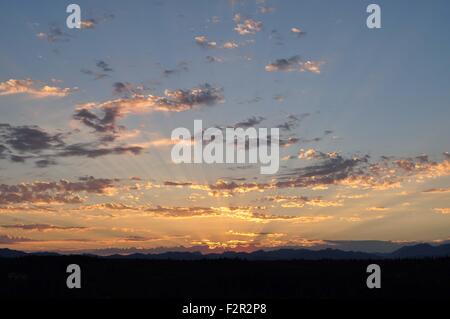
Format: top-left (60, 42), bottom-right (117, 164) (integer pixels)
top-left (0, 79), bottom-right (76, 97)
top-left (433, 208), bottom-right (450, 214)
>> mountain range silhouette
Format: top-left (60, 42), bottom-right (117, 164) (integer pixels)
top-left (2, 243), bottom-right (450, 260)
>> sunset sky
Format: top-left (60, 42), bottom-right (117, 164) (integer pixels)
top-left (0, 0), bottom-right (449, 253)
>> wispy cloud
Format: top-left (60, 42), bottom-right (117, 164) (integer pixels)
top-left (36, 25), bottom-right (72, 43)
top-left (233, 116), bottom-right (265, 128)
top-left (422, 188), bottom-right (450, 194)
top-left (366, 206), bottom-right (389, 212)
top-left (81, 60), bottom-right (114, 80)
top-left (1, 224), bottom-right (87, 232)
top-left (0, 234), bottom-right (37, 244)
top-left (276, 113), bottom-right (310, 131)
top-left (264, 195), bottom-right (343, 208)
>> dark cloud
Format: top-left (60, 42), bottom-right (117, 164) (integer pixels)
top-left (81, 69), bottom-right (109, 80)
top-left (206, 56), bottom-right (224, 63)
top-left (0, 176), bottom-right (119, 205)
top-left (277, 113), bottom-right (310, 131)
top-left (0, 144), bottom-right (9, 159)
top-left (237, 97), bottom-right (262, 104)
top-left (81, 60), bottom-right (113, 80)
top-left (266, 56), bottom-right (301, 71)
top-left (112, 82), bottom-right (147, 97)
top-left (35, 159), bottom-right (57, 168)
top-left (234, 116), bottom-right (265, 128)
top-left (165, 83), bottom-right (223, 107)
top-left (113, 82), bottom-right (133, 95)
top-left (164, 181), bottom-right (193, 186)
top-left (73, 83), bottom-right (223, 143)
top-left (0, 124), bottom-right (65, 152)
top-left (73, 106), bottom-right (122, 136)
top-left (0, 234), bottom-right (36, 244)
top-left (10, 155), bottom-right (28, 163)
top-left (265, 55), bottom-right (324, 74)
top-left (96, 60), bottom-right (113, 72)
top-left (57, 143), bottom-right (143, 158)
top-left (0, 123), bottom-right (141, 165)
top-left (162, 62), bottom-right (189, 76)
top-left (196, 153), bottom-right (373, 196)
top-left (121, 235), bottom-right (154, 242)
top-left (299, 137), bottom-right (322, 143)
top-left (276, 154), bottom-right (370, 188)
top-left (422, 187), bottom-right (450, 194)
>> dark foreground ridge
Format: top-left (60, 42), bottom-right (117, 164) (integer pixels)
top-left (1, 245), bottom-right (450, 300)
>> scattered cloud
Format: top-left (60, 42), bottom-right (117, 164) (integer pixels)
top-left (265, 55), bottom-right (324, 74)
top-left (36, 25), bottom-right (72, 42)
top-left (298, 148), bottom-right (339, 161)
top-left (433, 208), bottom-right (450, 214)
top-left (162, 61), bottom-right (189, 77)
top-left (206, 56), bottom-right (224, 63)
top-left (259, 6), bottom-right (275, 14)
top-left (164, 152), bottom-right (450, 197)
top-left (0, 79), bottom-right (76, 98)
top-left (234, 18), bottom-right (262, 35)
top-left (233, 116), bottom-right (265, 128)
top-left (291, 27), bottom-right (306, 37)
top-left (81, 60), bottom-right (113, 80)
top-left (222, 41), bottom-right (239, 49)
top-left (277, 113), bottom-right (310, 131)
top-left (74, 84), bottom-right (224, 137)
top-left (195, 36), bottom-right (217, 48)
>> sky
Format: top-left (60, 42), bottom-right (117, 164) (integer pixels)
top-left (0, 0), bottom-right (449, 253)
